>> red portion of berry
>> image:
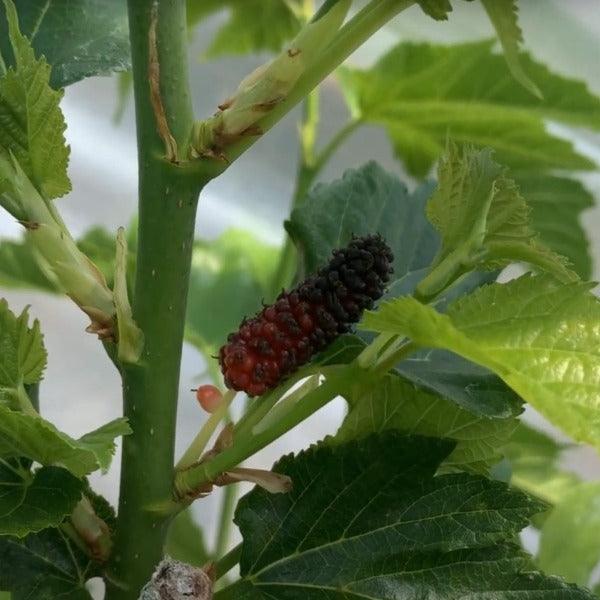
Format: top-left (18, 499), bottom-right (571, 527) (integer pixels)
top-left (219, 234), bottom-right (394, 396)
top-left (195, 385), bottom-right (223, 413)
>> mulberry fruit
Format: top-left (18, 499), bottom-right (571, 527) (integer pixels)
top-left (219, 234), bottom-right (394, 396)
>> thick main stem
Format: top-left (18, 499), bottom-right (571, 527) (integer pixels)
top-left (107, 1), bottom-right (204, 597)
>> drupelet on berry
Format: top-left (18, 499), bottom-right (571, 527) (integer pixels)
top-left (219, 234), bottom-right (394, 396)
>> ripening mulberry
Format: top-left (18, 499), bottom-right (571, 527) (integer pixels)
top-left (219, 234), bottom-right (394, 396)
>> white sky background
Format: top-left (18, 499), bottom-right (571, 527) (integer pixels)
top-left (0, 1), bottom-right (599, 578)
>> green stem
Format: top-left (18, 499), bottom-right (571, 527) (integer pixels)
top-left (174, 370), bottom-right (347, 498)
top-left (215, 543), bottom-right (242, 581)
top-left (224, 0), bottom-right (416, 165)
top-left (314, 118), bottom-right (361, 175)
top-left (234, 367), bottom-right (318, 440)
top-left (214, 484), bottom-right (237, 559)
top-left (176, 390), bottom-right (236, 470)
top-left (373, 340), bottom-right (417, 376)
top-left (270, 90), bottom-right (321, 293)
top-left (106, 1), bottom-right (207, 598)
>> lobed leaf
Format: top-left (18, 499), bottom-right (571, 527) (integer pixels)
top-left (0, 463), bottom-right (83, 537)
top-left (0, 405), bottom-right (131, 477)
top-left (337, 40), bottom-right (600, 176)
top-left (361, 274), bottom-right (600, 450)
top-left (226, 432), bottom-right (591, 599)
top-left (0, 0), bottom-right (70, 199)
top-left (418, 144), bottom-right (575, 297)
top-left (0, 0), bottom-right (129, 88)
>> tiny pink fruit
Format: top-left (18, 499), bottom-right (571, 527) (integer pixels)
top-left (194, 385), bottom-right (223, 413)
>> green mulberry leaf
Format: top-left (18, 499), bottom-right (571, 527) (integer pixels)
top-left (0, 463), bottom-right (83, 537)
top-left (0, 0), bottom-right (129, 88)
top-left (0, 528), bottom-right (94, 599)
top-left (226, 432), bottom-right (592, 599)
top-left (334, 374), bottom-right (519, 474)
top-left (0, 0), bottom-right (70, 199)
top-left (0, 405), bottom-right (131, 477)
top-left (361, 274), bottom-right (600, 451)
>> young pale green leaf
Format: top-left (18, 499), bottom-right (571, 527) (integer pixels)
top-left (202, 0), bottom-right (302, 58)
top-left (0, 237), bottom-right (58, 292)
top-left (337, 40), bottom-right (600, 177)
top-left (334, 375), bottom-right (519, 474)
top-left (0, 300), bottom-right (46, 408)
top-left (288, 160), bottom-right (506, 302)
top-left (480, 0), bottom-right (542, 98)
top-left (0, 464), bottom-right (83, 537)
top-left (165, 508), bottom-right (209, 567)
top-left (515, 174), bottom-right (594, 279)
top-left (504, 423), bottom-right (580, 505)
top-left (538, 482), bottom-right (600, 587)
top-left (227, 432), bottom-right (592, 599)
top-left (418, 144), bottom-right (575, 297)
top-left (0, 405), bottom-right (131, 477)
top-left (361, 274), bottom-right (600, 451)
top-left (0, 528), bottom-right (95, 599)
top-left (0, 0), bottom-right (70, 199)
top-left (0, 0), bottom-right (129, 88)
top-left (186, 230), bottom-right (279, 364)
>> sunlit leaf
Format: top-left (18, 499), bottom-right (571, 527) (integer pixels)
top-left (338, 40), bottom-right (600, 177)
top-left (361, 274), bottom-right (600, 451)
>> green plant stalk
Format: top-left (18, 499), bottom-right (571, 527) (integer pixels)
top-left (176, 389), bottom-right (236, 470)
top-left (253, 0), bottom-right (406, 294)
top-left (271, 92), bottom-right (320, 292)
top-left (175, 369), bottom-right (348, 497)
top-left (224, 0), bottom-right (416, 165)
top-left (214, 484), bottom-right (237, 560)
top-left (373, 340), bottom-right (417, 376)
top-left (215, 543), bottom-right (243, 581)
top-left (233, 366), bottom-right (319, 440)
top-left (106, 1), bottom-right (207, 597)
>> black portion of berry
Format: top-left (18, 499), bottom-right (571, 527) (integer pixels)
top-left (219, 234), bottom-right (394, 396)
